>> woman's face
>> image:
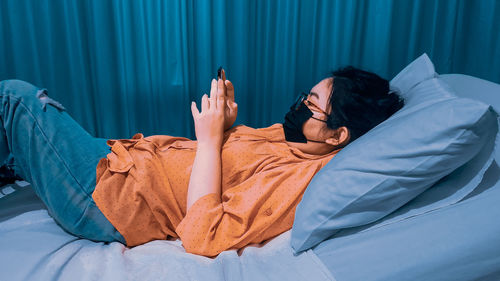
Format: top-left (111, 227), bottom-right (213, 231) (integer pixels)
top-left (285, 77), bottom-right (349, 155)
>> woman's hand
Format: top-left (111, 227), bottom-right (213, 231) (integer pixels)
top-left (191, 79), bottom-right (226, 148)
top-left (219, 69), bottom-right (238, 131)
top-left (187, 79), bottom-right (225, 211)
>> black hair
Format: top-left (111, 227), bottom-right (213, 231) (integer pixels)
top-left (326, 66), bottom-right (404, 143)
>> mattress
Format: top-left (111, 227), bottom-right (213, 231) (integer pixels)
top-left (0, 182), bottom-right (334, 281)
top-left (313, 160), bottom-right (500, 281)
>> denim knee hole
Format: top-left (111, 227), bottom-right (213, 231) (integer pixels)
top-left (36, 89), bottom-right (66, 111)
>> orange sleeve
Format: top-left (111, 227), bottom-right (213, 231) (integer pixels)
top-left (175, 193), bottom-right (226, 257)
top-left (175, 166), bottom-right (315, 258)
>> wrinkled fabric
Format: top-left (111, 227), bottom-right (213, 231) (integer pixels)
top-left (0, 208), bottom-right (334, 281)
top-left (0, 79), bottom-right (125, 243)
top-left (92, 124), bottom-right (339, 257)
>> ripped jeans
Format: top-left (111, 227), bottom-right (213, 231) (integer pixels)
top-left (0, 79), bottom-right (125, 244)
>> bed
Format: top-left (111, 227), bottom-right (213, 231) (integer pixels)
top-left (1, 70), bottom-right (499, 280)
top-left (312, 72), bottom-right (500, 279)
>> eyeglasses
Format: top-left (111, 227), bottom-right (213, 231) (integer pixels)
top-left (293, 92), bottom-right (329, 123)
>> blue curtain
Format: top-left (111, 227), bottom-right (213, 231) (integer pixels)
top-left (1, 0), bottom-right (499, 139)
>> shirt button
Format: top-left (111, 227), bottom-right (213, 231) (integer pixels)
top-left (264, 208), bottom-right (273, 216)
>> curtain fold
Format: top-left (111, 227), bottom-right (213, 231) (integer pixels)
top-left (1, 0), bottom-right (499, 139)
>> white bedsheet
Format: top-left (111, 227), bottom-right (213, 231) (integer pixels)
top-left (0, 206), bottom-right (334, 281)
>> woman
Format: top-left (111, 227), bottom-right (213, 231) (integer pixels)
top-left (0, 67), bottom-right (403, 257)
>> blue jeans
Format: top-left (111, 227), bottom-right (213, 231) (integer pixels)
top-left (0, 79), bottom-right (125, 244)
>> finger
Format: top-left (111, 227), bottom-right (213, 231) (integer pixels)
top-left (217, 78), bottom-right (226, 99)
top-left (221, 69), bottom-right (226, 81)
top-left (225, 80), bottom-right (234, 101)
top-left (212, 95), bottom-right (218, 110)
top-left (227, 101), bottom-right (238, 114)
top-left (191, 101), bottom-right (199, 118)
top-left (217, 95), bottom-right (224, 111)
top-left (229, 101), bottom-right (238, 110)
top-left (209, 79), bottom-right (217, 101)
top-left (202, 94), bottom-right (209, 112)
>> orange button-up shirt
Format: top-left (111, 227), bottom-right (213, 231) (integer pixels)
top-left (92, 123), bottom-right (339, 257)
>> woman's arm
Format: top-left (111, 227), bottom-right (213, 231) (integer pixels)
top-left (187, 78), bottom-right (226, 211)
top-left (186, 143), bottom-right (221, 210)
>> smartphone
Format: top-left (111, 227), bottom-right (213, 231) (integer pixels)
top-left (217, 66), bottom-right (223, 80)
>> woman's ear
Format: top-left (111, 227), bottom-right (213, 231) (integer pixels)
top-left (325, 126), bottom-right (350, 147)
